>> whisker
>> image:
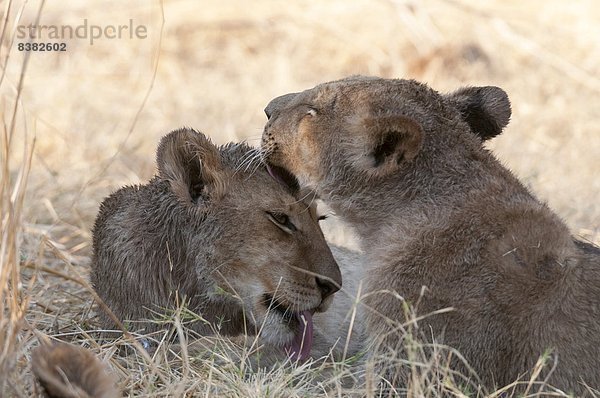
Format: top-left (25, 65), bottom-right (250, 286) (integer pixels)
top-left (243, 148), bottom-right (263, 172)
top-left (234, 148), bottom-right (258, 173)
top-left (283, 264), bottom-right (341, 290)
top-left (284, 186), bottom-right (320, 210)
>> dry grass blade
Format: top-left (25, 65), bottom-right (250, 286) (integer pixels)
top-left (0, 0), bottom-right (41, 393)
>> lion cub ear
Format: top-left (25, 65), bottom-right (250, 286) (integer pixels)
top-left (156, 128), bottom-right (227, 204)
top-left (445, 86), bottom-right (511, 141)
top-left (349, 115), bottom-right (423, 178)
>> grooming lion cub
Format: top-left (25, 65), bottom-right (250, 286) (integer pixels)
top-left (261, 76), bottom-right (600, 394)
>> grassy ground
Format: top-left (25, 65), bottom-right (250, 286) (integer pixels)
top-left (1, 0), bottom-right (599, 396)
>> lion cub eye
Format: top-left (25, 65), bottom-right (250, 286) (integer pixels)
top-left (307, 108), bottom-right (317, 117)
top-left (266, 211), bottom-right (298, 233)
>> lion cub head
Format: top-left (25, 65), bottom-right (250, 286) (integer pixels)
top-left (261, 75), bottom-right (510, 192)
top-left (92, 128), bottom-right (341, 361)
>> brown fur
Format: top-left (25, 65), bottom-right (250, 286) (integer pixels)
top-left (261, 76), bottom-right (600, 394)
top-left (31, 341), bottom-right (119, 398)
top-left (91, 128), bottom-right (341, 352)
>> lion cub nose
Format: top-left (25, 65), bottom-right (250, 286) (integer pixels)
top-left (315, 277), bottom-right (340, 300)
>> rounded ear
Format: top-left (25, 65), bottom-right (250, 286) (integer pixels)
top-left (264, 92), bottom-right (299, 119)
top-left (156, 128), bottom-right (226, 204)
top-left (445, 86), bottom-right (511, 140)
top-left (348, 115), bottom-right (423, 178)
top-left (31, 341), bottom-right (119, 398)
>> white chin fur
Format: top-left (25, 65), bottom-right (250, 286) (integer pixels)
top-left (256, 312), bottom-right (296, 347)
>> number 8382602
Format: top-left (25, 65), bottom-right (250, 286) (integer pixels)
top-left (17, 42), bottom-right (67, 52)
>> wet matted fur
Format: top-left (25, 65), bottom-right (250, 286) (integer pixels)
top-left (91, 128), bottom-right (344, 361)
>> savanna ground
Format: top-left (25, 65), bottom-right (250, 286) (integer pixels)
top-left (1, 0), bottom-right (599, 396)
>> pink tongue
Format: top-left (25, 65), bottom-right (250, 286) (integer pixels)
top-left (266, 164), bottom-right (277, 179)
top-left (284, 311), bottom-right (313, 361)
top-left (266, 164), bottom-right (286, 186)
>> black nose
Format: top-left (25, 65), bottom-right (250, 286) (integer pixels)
top-left (315, 277), bottom-right (339, 300)
top-left (264, 107), bottom-right (272, 119)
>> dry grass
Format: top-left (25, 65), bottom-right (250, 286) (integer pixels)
top-left (1, 0), bottom-right (599, 396)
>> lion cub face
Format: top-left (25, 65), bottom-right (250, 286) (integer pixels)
top-left (156, 129), bottom-right (341, 360)
top-left (261, 75), bottom-right (510, 192)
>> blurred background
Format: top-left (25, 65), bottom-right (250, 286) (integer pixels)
top-left (2, 0), bottom-right (599, 266)
top-left (1, 1), bottom-right (599, 394)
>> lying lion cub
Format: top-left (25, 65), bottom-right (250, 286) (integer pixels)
top-left (261, 76), bottom-right (600, 394)
top-left (91, 128), bottom-right (354, 362)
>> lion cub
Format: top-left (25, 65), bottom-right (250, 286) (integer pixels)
top-left (261, 76), bottom-right (600, 394)
top-left (91, 128), bottom-right (342, 362)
